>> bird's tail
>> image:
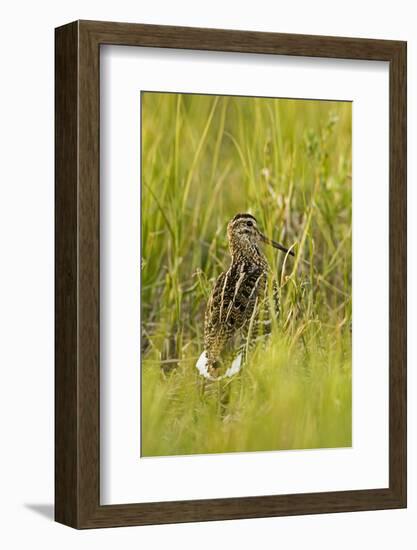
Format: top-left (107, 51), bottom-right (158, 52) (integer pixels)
top-left (195, 351), bottom-right (243, 381)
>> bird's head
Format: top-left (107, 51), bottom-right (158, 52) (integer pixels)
top-left (227, 213), bottom-right (294, 259)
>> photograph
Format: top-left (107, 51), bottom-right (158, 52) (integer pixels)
top-left (0, 0), bottom-right (410, 540)
top-left (141, 91), bottom-right (352, 457)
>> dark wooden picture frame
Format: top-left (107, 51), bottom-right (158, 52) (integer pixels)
top-left (55, 20), bottom-right (407, 529)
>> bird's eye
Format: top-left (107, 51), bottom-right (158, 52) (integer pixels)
top-left (246, 221), bottom-right (253, 227)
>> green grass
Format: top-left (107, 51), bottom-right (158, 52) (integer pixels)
top-left (141, 92), bottom-right (352, 457)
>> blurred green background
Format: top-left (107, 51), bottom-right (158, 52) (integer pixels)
top-left (141, 92), bottom-right (352, 457)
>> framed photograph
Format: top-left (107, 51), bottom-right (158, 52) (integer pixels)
top-left (55, 20), bottom-right (407, 528)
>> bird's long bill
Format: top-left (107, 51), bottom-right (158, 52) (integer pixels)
top-left (260, 233), bottom-right (295, 256)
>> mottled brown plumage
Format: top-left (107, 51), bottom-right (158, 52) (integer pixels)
top-left (196, 213), bottom-right (294, 380)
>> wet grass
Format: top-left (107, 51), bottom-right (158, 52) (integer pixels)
top-left (141, 92), bottom-right (352, 457)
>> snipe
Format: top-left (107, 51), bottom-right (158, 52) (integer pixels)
top-left (196, 213), bottom-right (294, 380)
